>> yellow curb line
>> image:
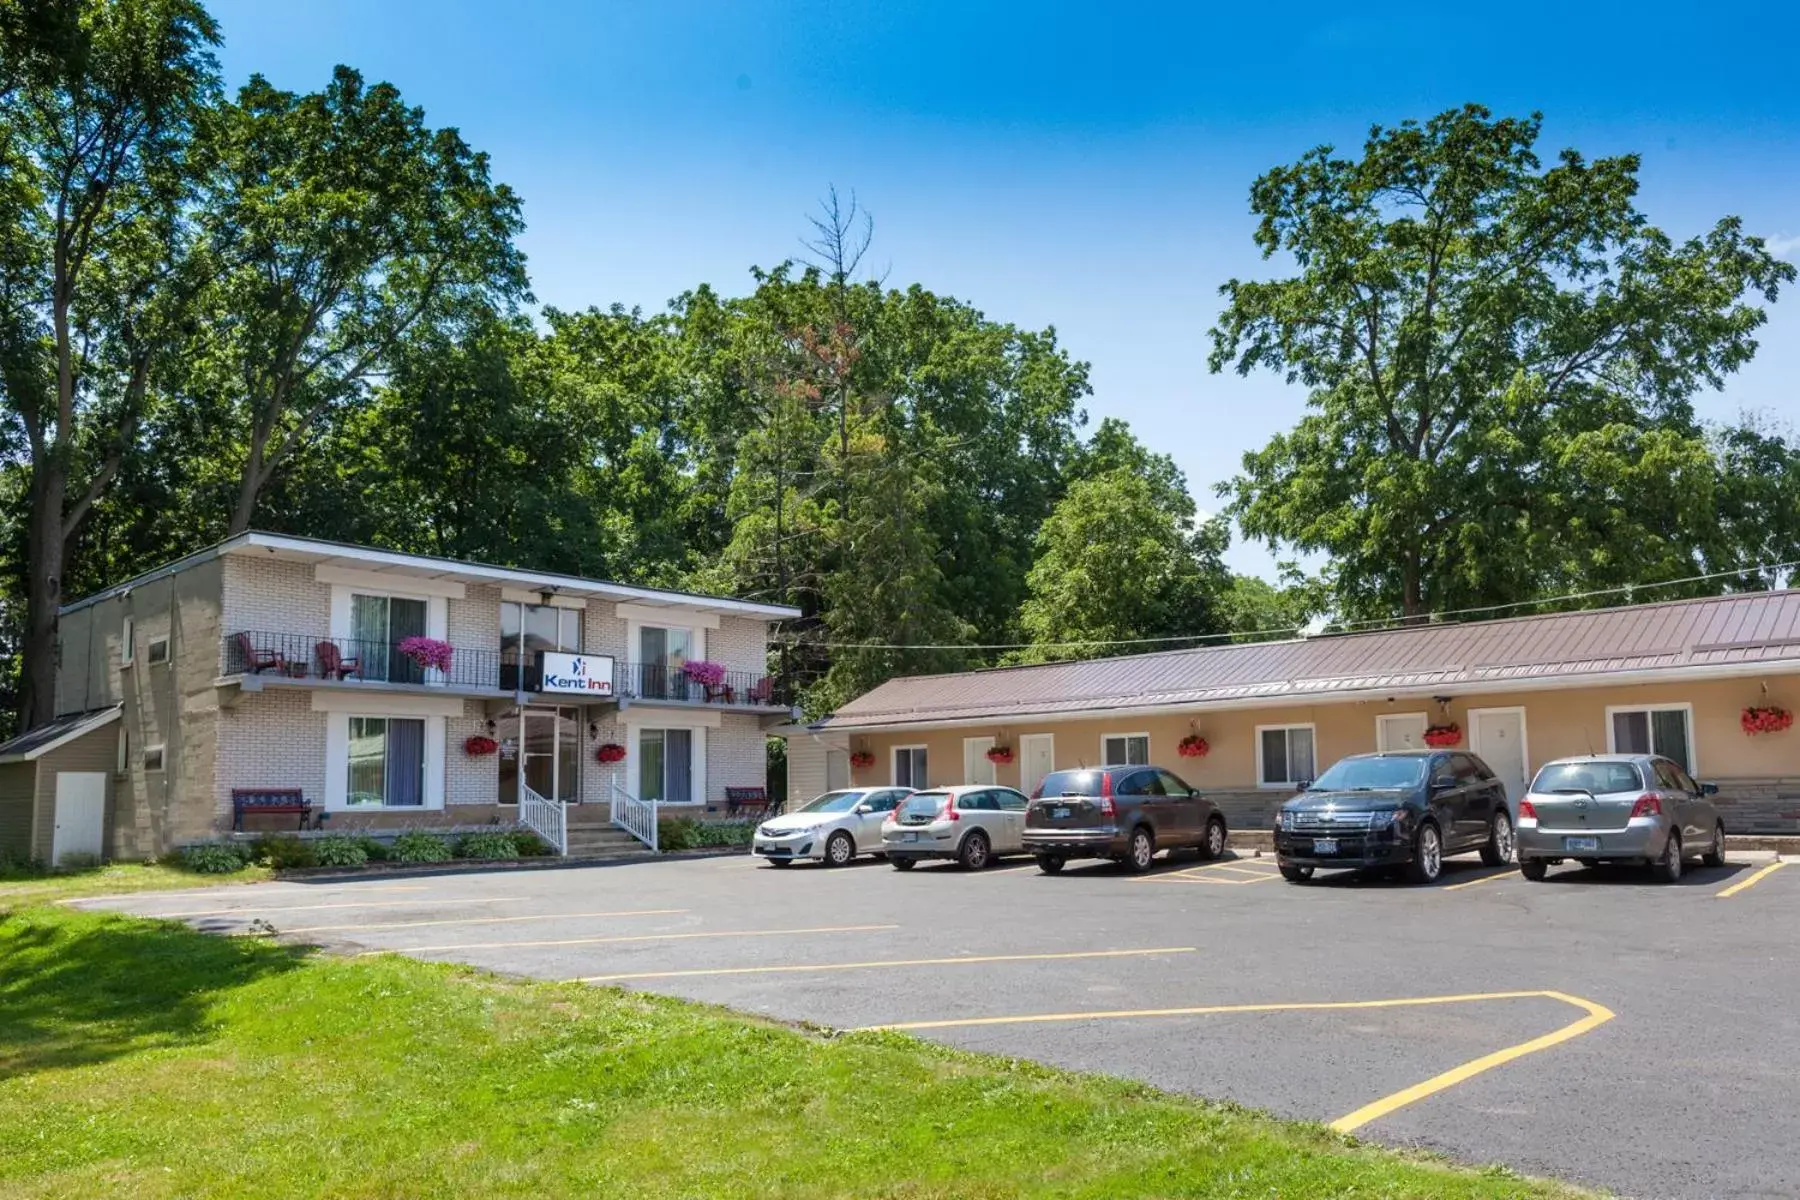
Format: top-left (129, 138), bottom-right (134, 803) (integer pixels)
top-left (1716, 860), bottom-right (1786, 898)
top-left (1441, 870), bottom-right (1516, 891)
top-left (364, 922), bottom-right (900, 956)
top-left (576, 946), bottom-right (1197, 983)
top-left (860, 989), bottom-right (1614, 1135)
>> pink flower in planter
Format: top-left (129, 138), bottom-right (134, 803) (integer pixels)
top-left (682, 659), bottom-right (728, 687)
top-left (397, 636), bottom-right (454, 673)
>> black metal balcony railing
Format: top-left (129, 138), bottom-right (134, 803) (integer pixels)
top-left (614, 662), bottom-right (788, 709)
top-left (225, 632), bottom-right (502, 691)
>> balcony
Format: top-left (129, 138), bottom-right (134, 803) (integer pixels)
top-left (224, 631), bottom-right (503, 695)
top-left (614, 661), bottom-right (791, 711)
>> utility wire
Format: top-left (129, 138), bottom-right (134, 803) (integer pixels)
top-left (769, 558), bottom-right (1800, 653)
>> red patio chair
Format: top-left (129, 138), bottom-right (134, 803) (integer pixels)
top-left (315, 640), bottom-right (360, 680)
top-left (235, 632), bottom-right (286, 675)
top-left (747, 676), bottom-right (774, 705)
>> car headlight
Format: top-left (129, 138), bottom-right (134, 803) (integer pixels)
top-left (1277, 810), bottom-right (1296, 831)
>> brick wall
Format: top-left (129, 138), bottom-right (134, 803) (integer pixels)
top-left (213, 689), bottom-right (329, 825)
top-left (705, 713), bottom-right (770, 813)
top-left (584, 604), bottom-right (629, 661)
top-left (710, 615), bottom-right (771, 676)
top-left (220, 556), bottom-right (329, 668)
top-left (446, 702), bottom-right (495, 806)
top-left (1711, 777), bottom-right (1800, 834)
top-left (450, 583), bottom-right (500, 656)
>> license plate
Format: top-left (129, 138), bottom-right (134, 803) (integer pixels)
top-left (904, 832), bottom-right (921, 842)
top-left (1564, 836), bottom-right (1599, 852)
top-left (1052, 806), bottom-right (1070, 819)
top-left (1311, 838), bottom-right (1338, 855)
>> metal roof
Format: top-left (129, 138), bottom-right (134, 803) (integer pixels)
top-left (823, 591), bottom-right (1800, 731)
top-left (0, 707), bottom-right (121, 763)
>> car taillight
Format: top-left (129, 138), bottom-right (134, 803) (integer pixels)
top-left (1518, 798), bottom-right (1537, 821)
top-left (1096, 772), bottom-right (1115, 818)
top-left (1630, 793), bottom-right (1662, 818)
top-left (942, 801), bottom-right (960, 822)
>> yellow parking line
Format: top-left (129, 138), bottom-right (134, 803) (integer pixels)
top-left (1716, 860), bottom-right (1787, 899)
top-left (60, 882), bottom-right (431, 908)
top-left (136, 896), bottom-right (524, 918)
top-left (1441, 870), bottom-right (1515, 892)
top-left (860, 989), bottom-right (1614, 1135)
top-left (364, 923), bottom-right (899, 956)
top-left (576, 946), bottom-right (1196, 983)
top-left (282, 908), bottom-right (689, 934)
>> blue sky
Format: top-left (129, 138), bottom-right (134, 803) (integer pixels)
top-left (212, 1), bottom-right (1800, 579)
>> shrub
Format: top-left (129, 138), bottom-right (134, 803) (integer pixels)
top-left (691, 820), bottom-right (754, 848)
top-left (456, 831), bottom-right (519, 861)
top-left (181, 842), bottom-right (249, 875)
top-left (313, 834), bottom-right (369, 868)
top-left (257, 835), bottom-right (318, 870)
top-left (657, 816), bottom-right (701, 852)
top-left (391, 830), bottom-right (452, 864)
top-left (359, 837), bottom-right (391, 862)
top-left (0, 850), bottom-right (47, 880)
top-left (511, 831), bottom-right (550, 857)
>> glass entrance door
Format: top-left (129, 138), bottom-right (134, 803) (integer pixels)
top-left (498, 707), bottom-right (581, 804)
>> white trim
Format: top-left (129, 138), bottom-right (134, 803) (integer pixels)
top-left (309, 691), bottom-right (465, 719)
top-left (115, 725), bottom-right (129, 775)
top-left (1375, 711), bottom-right (1429, 751)
top-left (1605, 702), bottom-right (1698, 774)
top-left (1018, 732), bottom-right (1055, 798)
top-left (120, 617), bottom-right (134, 668)
top-left (1255, 722), bottom-right (1317, 789)
top-left (145, 635), bottom-right (171, 666)
top-left (963, 736), bottom-right (997, 785)
top-left (1100, 731), bottom-right (1150, 767)
top-left (315, 563), bottom-right (466, 599)
top-left (624, 722), bottom-right (708, 806)
top-left (324, 711), bottom-right (446, 811)
top-left (892, 744), bottom-right (928, 789)
top-left (143, 743), bottom-right (166, 772)
top-left (616, 601), bottom-right (719, 631)
top-left (626, 616), bottom-right (706, 675)
top-left (0, 707), bottom-right (121, 764)
top-left (500, 587), bottom-right (587, 609)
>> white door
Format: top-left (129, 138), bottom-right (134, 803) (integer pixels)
top-left (1019, 733), bottom-right (1055, 798)
top-left (1471, 709), bottom-right (1529, 808)
top-left (1377, 713), bottom-right (1428, 751)
top-left (963, 736), bottom-right (997, 785)
top-left (51, 772), bottom-right (107, 865)
top-left (825, 749), bottom-right (850, 792)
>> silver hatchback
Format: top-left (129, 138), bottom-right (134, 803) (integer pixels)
top-left (1515, 754), bottom-right (1725, 882)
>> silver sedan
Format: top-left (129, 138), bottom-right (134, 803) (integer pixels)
top-left (1515, 754), bottom-right (1724, 882)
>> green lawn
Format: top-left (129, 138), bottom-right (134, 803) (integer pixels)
top-left (0, 905), bottom-right (1590, 1199)
top-left (0, 861), bottom-right (271, 904)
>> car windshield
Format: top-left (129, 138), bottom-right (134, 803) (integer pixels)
top-left (899, 791), bottom-right (950, 819)
top-left (1309, 757), bottom-right (1426, 791)
top-left (1035, 770), bottom-right (1105, 798)
top-left (1532, 761), bottom-right (1642, 795)
top-left (797, 790), bottom-right (864, 814)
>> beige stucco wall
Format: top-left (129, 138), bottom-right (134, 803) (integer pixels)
top-left (839, 673), bottom-right (1800, 833)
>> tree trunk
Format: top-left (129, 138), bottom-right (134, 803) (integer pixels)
top-left (1401, 552), bottom-right (1425, 622)
top-left (227, 438), bottom-right (265, 536)
top-left (21, 462), bottom-right (67, 730)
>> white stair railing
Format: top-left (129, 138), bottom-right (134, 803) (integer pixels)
top-left (519, 783), bottom-right (567, 856)
top-left (609, 771), bottom-right (659, 852)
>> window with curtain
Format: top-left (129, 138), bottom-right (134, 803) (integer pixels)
top-left (346, 716), bottom-right (426, 807)
top-left (1259, 726), bottom-right (1316, 786)
top-left (1102, 734), bottom-right (1149, 766)
top-left (639, 625), bottom-right (694, 699)
top-left (351, 594), bottom-right (428, 683)
top-left (894, 746), bottom-right (927, 789)
top-left (637, 728), bottom-right (693, 803)
top-left (500, 603), bottom-right (580, 691)
top-left (1611, 707), bottom-right (1691, 772)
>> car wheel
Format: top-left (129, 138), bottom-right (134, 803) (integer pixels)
top-left (958, 830), bottom-right (992, 871)
top-left (1405, 822), bottom-right (1444, 885)
top-left (1198, 816), bottom-right (1227, 861)
top-left (1279, 864), bottom-right (1313, 883)
top-left (1121, 827), bottom-right (1155, 873)
top-left (890, 856), bottom-right (916, 871)
top-left (1702, 823), bottom-right (1726, 868)
top-left (1519, 858), bottom-right (1547, 881)
top-left (1035, 854), bottom-right (1065, 875)
top-left (1651, 831), bottom-right (1683, 883)
top-left (1480, 809), bottom-right (1514, 866)
top-left (824, 831), bottom-right (855, 867)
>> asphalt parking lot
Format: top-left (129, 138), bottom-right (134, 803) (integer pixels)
top-left (85, 847), bottom-right (1800, 1200)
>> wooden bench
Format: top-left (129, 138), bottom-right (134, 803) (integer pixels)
top-left (724, 786), bottom-right (774, 818)
top-left (232, 788), bottom-right (319, 831)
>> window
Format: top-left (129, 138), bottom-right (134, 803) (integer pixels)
top-left (146, 636), bottom-right (170, 666)
top-left (1532, 760), bottom-right (1643, 795)
top-left (958, 790), bottom-right (1000, 811)
top-left (346, 716), bottom-right (426, 807)
top-left (637, 624), bottom-right (696, 699)
top-left (868, 790), bottom-right (907, 812)
top-left (116, 726), bottom-right (129, 774)
top-left (120, 617), bottom-right (134, 668)
top-left (637, 728), bottom-right (694, 803)
top-left (352, 594), bottom-right (429, 683)
top-left (1258, 725), bottom-right (1316, 787)
top-left (1609, 705), bottom-right (1693, 772)
top-left (500, 602), bottom-right (582, 691)
top-left (1155, 769), bottom-right (1195, 797)
top-left (894, 746), bottom-right (928, 789)
top-left (1114, 769), bottom-right (1158, 797)
top-left (996, 788), bottom-right (1030, 811)
top-left (1102, 734), bottom-right (1149, 766)
top-left (143, 744), bottom-right (165, 772)
top-left (1449, 754), bottom-right (1482, 783)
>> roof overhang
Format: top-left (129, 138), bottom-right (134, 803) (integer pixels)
top-left (818, 657), bottom-right (1800, 734)
top-left (0, 706), bottom-right (121, 763)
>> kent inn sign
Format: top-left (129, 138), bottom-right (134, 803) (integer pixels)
top-left (539, 652), bottom-right (616, 696)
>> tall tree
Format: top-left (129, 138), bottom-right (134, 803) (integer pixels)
top-left (195, 65), bottom-right (528, 535)
top-left (1210, 105), bottom-right (1794, 621)
top-left (0, 0), bottom-right (219, 728)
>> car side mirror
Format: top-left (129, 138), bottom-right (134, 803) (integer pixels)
top-left (1294, 780), bottom-right (1312, 792)
top-left (855, 803), bottom-right (875, 814)
top-left (1700, 783), bottom-right (1719, 797)
top-left (1431, 779), bottom-right (1455, 794)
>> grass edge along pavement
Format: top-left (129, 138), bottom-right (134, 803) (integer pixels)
top-left (0, 904), bottom-right (1595, 1199)
top-left (0, 860), bottom-right (273, 904)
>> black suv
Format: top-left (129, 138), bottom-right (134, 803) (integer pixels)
top-left (1023, 765), bottom-right (1227, 874)
top-left (1273, 750), bottom-right (1513, 885)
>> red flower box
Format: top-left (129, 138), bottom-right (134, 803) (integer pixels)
top-left (1423, 723), bottom-right (1462, 748)
top-left (1177, 734), bottom-right (1209, 758)
top-left (849, 751), bottom-right (875, 770)
top-left (596, 743), bottom-right (626, 764)
top-left (463, 735), bottom-right (499, 757)
top-left (1741, 706), bottom-right (1793, 735)
top-left (985, 747), bottom-right (1015, 765)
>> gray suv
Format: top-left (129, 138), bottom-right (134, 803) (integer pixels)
top-left (1023, 765), bottom-right (1227, 874)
